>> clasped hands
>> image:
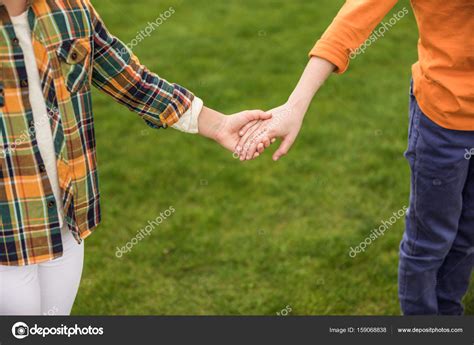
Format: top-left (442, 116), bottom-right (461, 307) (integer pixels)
top-left (199, 100), bottom-right (307, 162)
top-left (197, 58), bottom-right (335, 160)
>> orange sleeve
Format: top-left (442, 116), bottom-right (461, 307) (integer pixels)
top-left (310, 0), bottom-right (399, 74)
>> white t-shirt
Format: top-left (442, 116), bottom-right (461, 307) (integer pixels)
top-left (11, 11), bottom-right (66, 229)
top-left (10, 11), bottom-right (202, 232)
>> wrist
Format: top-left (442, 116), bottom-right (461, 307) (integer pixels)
top-left (287, 56), bottom-right (334, 115)
top-left (287, 92), bottom-right (313, 112)
top-left (197, 106), bottom-right (225, 142)
top-left (286, 92), bottom-right (313, 120)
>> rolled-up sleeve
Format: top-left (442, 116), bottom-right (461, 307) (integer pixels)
top-left (85, 0), bottom-right (194, 129)
top-left (310, 0), bottom-right (399, 74)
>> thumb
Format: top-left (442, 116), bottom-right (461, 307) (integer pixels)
top-left (240, 110), bottom-right (272, 126)
top-left (272, 134), bottom-right (296, 161)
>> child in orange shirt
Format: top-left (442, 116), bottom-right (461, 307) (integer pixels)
top-left (238, 0), bottom-right (474, 315)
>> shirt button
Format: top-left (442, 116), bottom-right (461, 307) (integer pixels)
top-left (39, 164), bottom-right (46, 173)
top-left (20, 79), bottom-right (28, 88)
top-left (12, 37), bottom-right (19, 45)
top-left (47, 200), bottom-right (56, 208)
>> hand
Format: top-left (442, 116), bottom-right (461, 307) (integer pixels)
top-left (236, 100), bottom-right (307, 161)
top-left (197, 106), bottom-right (272, 154)
top-left (236, 56), bottom-right (335, 161)
top-left (216, 110), bottom-right (274, 153)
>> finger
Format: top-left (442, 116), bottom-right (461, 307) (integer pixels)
top-left (246, 128), bottom-right (271, 160)
top-left (235, 123), bottom-right (257, 155)
top-left (243, 110), bottom-right (272, 123)
top-left (246, 132), bottom-right (266, 160)
top-left (237, 122), bottom-right (265, 159)
top-left (233, 110), bottom-right (269, 131)
top-left (239, 120), bottom-right (260, 137)
top-left (272, 135), bottom-right (296, 161)
top-left (245, 128), bottom-right (274, 159)
top-left (236, 115), bottom-right (268, 155)
top-left (244, 131), bottom-right (264, 160)
top-left (236, 110), bottom-right (272, 158)
top-left (264, 134), bottom-right (277, 148)
top-left (261, 137), bottom-right (271, 149)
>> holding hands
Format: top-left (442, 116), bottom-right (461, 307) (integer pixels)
top-left (235, 101), bottom-right (307, 161)
top-left (200, 102), bottom-right (304, 161)
top-left (198, 58), bottom-right (334, 160)
top-left (234, 57), bottom-right (335, 161)
top-left (197, 106), bottom-right (272, 152)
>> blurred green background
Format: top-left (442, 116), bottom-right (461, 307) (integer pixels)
top-left (74, 0), bottom-right (473, 315)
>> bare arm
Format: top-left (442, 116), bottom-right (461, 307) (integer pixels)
top-left (287, 57), bottom-right (335, 113)
top-left (238, 0), bottom-right (400, 161)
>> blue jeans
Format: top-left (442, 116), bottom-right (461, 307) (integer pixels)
top-left (398, 83), bottom-right (474, 315)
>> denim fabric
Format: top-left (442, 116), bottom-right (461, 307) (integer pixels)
top-left (399, 82), bottom-right (474, 315)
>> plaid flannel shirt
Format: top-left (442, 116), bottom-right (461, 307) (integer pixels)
top-left (0, 0), bottom-right (194, 266)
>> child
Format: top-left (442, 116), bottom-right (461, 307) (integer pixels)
top-left (240, 0), bottom-right (474, 314)
top-left (0, 0), bottom-right (270, 315)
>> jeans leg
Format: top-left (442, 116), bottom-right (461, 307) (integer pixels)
top-left (398, 93), bottom-right (470, 315)
top-left (436, 158), bottom-right (474, 315)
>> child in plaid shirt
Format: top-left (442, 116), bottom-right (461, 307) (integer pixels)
top-left (0, 0), bottom-right (270, 315)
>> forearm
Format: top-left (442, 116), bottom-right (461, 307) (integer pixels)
top-left (288, 57), bottom-right (335, 111)
top-left (197, 106), bottom-right (224, 141)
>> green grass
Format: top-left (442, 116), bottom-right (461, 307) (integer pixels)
top-left (73, 0), bottom-right (473, 315)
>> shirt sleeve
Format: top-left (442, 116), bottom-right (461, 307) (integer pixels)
top-left (84, 0), bottom-right (194, 129)
top-left (171, 97), bottom-right (203, 134)
top-left (309, 0), bottom-right (399, 74)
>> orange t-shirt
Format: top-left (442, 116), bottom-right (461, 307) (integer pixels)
top-left (310, 0), bottom-right (474, 130)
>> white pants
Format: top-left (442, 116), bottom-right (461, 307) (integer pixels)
top-left (0, 227), bottom-right (84, 315)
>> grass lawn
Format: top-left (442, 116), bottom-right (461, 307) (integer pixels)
top-left (73, 0), bottom-right (473, 315)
